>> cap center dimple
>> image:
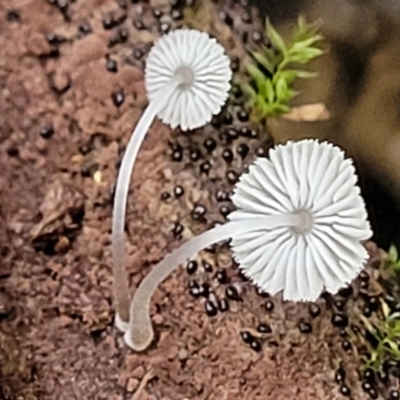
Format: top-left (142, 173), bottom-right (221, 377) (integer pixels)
top-left (292, 209), bottom-right (314, 234)
top-left (175, 65), bottom-right (194, 89)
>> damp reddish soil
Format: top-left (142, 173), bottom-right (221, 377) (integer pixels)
top-left (0, 1), bottom-right (393, 399)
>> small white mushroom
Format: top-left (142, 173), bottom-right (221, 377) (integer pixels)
top-left (112, 29), bottom-right (232, 331)
top-left (125, 139), bottom-right (372, 351)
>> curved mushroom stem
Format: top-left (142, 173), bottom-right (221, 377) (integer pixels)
top-left (124, 213), bottom-right (303, 351)
top-left (112, 77), bottom-right (182, 331)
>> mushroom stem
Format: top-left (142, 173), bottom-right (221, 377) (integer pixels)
top-left (124, 212), bottom-right (303, 351)
top-left (112, 77), bottom-right (183, 331)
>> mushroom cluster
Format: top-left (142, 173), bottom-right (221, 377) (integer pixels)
top-left (125, 139), bottom-right (373, 351)
top-left (111, 29), bottom-right (232, 331)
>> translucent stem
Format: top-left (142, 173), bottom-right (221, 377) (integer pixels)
top-left (125, 213), bottom-right (302, 351)
top-left (112, 79), bottom-right (180, 329)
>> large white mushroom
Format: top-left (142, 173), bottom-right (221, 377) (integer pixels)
top-left (112, 29), bottom-right (232, 332)
top-left (125, 139), bottom-right (373, 351)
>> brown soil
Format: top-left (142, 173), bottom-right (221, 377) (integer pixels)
top-left (0, 1), bottom-right (387, 399)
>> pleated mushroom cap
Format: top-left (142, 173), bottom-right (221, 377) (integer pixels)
top-left (145, 29), bottom-right (232, 131)
top-left (228, 140), bottom-right (372, 302)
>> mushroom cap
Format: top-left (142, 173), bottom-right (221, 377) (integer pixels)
top-left (145, 29), bottom-right (232, 131)
top-left (228, 139), bottom-right (372, 302)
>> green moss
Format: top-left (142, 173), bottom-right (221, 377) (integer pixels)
top-left (242, 16), bottom-right (324, 120)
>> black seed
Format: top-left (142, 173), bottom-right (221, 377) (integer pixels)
top-left (231, 56), bottom-right (240, 73)
top-left (118, 27), bottom-right (129, 42)
top-left (298, 321), bottom-right (312, 333)
top-left (160, 191), bottom-right (170, 201)
top-left (215, 190), bottom-right (227, 202)
top-left (389, 390), bottom-right (400, 400)
top-left (219, 132), bottom-right (231, 145)
top-left (133, 48), bottom-right (143, 59)
top-left (79, 21), bottom-right (92, 35)
top-left (224, 112), bottom-right (233, 125)
top-left (351, 324), bottom-right (361, 335)
top-left (227, 128), bottom-right (239, 141)
top-left (339, 329), bottom-right (347, 338)
top-left (340, 385), bottom-right (351, 397)
top-left (211, 115), bottom-right (223, 128)
top-left (363, 304), bottom-right (372, 318)
top-left (219, 11), bottom-right (233, 26)
top-left (236, 143), bottom-right (249, 159)
top-left (309, 303), bottom-right (321, 318)
top-left (335, 366), bottom-right (346, 383)
top-left (257, 323), bottom-right (272, 334)
top-left (103, 13), bottom-right (115, 30)
top-left (186, 260), bottom-right (198, 275)
top-left (363, 368), bottom-right (375, 382)
top-left (362, 382), bottom-right (372, 393)
top-left (239, 377), bottom-right (246, 386)
top-left (187, 279), bottom-right (197, 289)
top-left (189, 148), bottom-right (202, 162)
top-left (171, 9), bottom-right (183, 19)
top-left (220, 206), bottom-right (231, 218)
top-left (153, 8), bottom-right (162, 18)
top-left (240, 331), bottom-right (253, 343)
top-left (205, 300), bottom-right (218, 317)
top-left (226, 285), bottom-right (241, 301)
top-left (334, 299), bottom-right (346, 311)
top-left (78, 144), bottom-right (91, 155)
top-left (264, 300), bottom-right (274, 311)
top-left (257, 147), bottom-right (268, 157)
top-left (198, 283), bottom-right (210, 298)
top-left (250, 339), bottom-right (262, 352)
top-left (40, 125), bottom-right (54, 139)
top-left (218, 298), bottom-right (229, 312)
top-left (368, 296), bottom-right (379, 312)
top-left (256, 287), bottom-right (270, 297)
top-left (7, 9), bottom-right (21, 22)
top-left (202, 260), bottom-right (213, 273)
top-left (232, 85), bottom-right (243, 99)
top-left (237, 109), bottom-right (249, 122)
top-left (7, 147), bottom-right (19, 157)
top-left (80, 162), bottom-right (98, 177)
top-left (173, 185), bottom-right (184, 198)
top-left (360, 279), bottom-right (369, 289)
top-left (239, 126), bottom-right (252, 138)
top-left (133, 19), bottom-right (145, 30)
top-left (359, 270), bottom-right (370, 281)
top-left (226, 170), bottom-right (238, 184)
top-left (338, 286), bottom-right (353, 298)
top-left (171, 147), bottom-right (183, 162)
top-left (331, 313), bottom-right (349, 328)
top-left (172, 222), bottom-right (184, 236)
top-left (191, 205), bottom-right (207, 221)
top-left (108, 34), bottom-right (119, 47)
top-left (46, 32), bottom-right (65, 45)
top-left (112, 90), bottom-right (125, 107)
top-left (189, 286), bottom-right (202, 298)
top-left (341, 340), bottom-right (351, 352)
top-left (199, 161), bottom-right (211, 175)
top-left (106, 58), bottom-right (118, 73)
top-left (204, 138), bottom-right (217, 153)
top-left (222, 149), bottom-right (234, 163)
top-left (378, 370), bottom-right (389, 383)
top-left (216, 269), bottom-right (229, 284)
top-left (160, 22), bottom-right (171, 34)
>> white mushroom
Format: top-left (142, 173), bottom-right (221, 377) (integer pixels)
top-left (125, 139), bottom-right (372, 351)
top-left (112, 29), bottom-right (232, 332)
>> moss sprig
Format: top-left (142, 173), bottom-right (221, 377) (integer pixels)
top-left (242, 16), bottom-right (324, 120)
